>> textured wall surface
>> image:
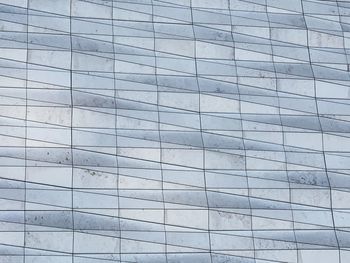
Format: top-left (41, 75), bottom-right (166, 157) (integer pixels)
top-left (1, 0), bottom-right (350, 262)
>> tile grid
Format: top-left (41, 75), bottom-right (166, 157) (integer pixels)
top-left (1, 0), bottom-right (350, 262)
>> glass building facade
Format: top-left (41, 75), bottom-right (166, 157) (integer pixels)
top-left (1, 0), bottom-right (350, 262)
